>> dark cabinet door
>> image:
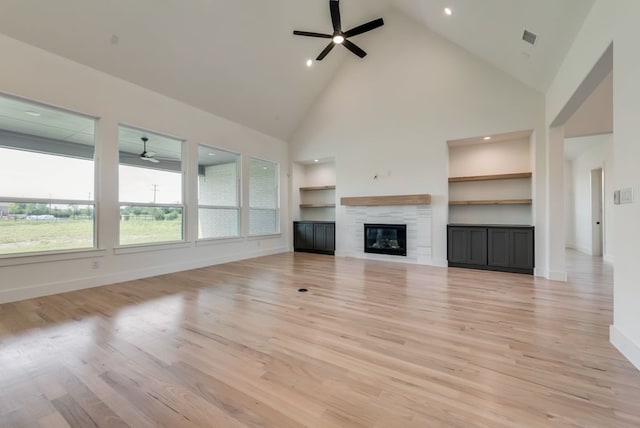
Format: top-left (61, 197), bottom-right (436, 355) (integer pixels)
top-left (488, 228), bottom-right (510, 267)
top-left (447, 227), bottom-right (468, 264)
top-left (510, 229), bottom-right (534, 269)
top-left (294, 222), bottom-right (314, 250)
top-left (448, 227), bottom-right (486, 265)
top-left (313, 223), bottom-right (335, 253)
top-left (468, 229), bottom-right (487, 265)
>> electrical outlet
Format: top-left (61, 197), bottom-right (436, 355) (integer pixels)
top-left (91, 260), bottom-right (99, 270)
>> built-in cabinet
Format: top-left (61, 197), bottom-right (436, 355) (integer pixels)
top-left (294, 221), bottom-right (335, 255)
top-left (447, 224), bottom-right (534, 274)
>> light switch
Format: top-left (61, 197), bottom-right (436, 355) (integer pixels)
top-left (620, 188), bottom-right (634, 204)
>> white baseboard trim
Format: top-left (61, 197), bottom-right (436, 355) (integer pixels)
top-left (610, 325), bottom-right (640, 371)
top-left (431, 257), bottom-right (448, 268)
top-left (547, 270), bottom-right (568, 282)
top-left (0, 247), bottom-right (288, 304)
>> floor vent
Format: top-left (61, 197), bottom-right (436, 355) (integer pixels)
top-left (522, 29), bottom-right (537, 45)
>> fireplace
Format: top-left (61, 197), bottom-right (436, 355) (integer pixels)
top-left (364, 224), bottom-right (407, 256)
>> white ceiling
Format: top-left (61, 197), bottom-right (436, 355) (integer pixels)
top-left (393, 0), bottom-right (595, 93)
top-left (0, 0), bottom-right (595, 140)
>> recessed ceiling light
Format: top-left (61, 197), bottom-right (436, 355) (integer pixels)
top-left (484, 136), bottom-right (492, 141)
top-left (208, 152), bottom-right (216, 156)
top-left (263, 166), bottom-right (268, 170)
top-left (314, 159), bottom-right (319, 163)
top-left (444, 7), bottom-right (453, 16)
top-left (25, 111), bottom-right (41, 117)
top-left (333, 35), bottom-right (345, 44)
top-left (306, 59), bottom-right (313, 67)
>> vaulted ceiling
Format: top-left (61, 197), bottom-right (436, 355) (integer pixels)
top-left (0, 0), bottom-right (595, 141)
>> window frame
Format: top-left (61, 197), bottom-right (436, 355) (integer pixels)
top-left (0, 93), bottom-right (98, 257)
top-left (117, 124), bottom-right (186, 247)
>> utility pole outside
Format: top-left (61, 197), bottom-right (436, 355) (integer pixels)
top-left (151, 184), bottom-right (159, 203)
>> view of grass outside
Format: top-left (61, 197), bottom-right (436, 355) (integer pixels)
top-left (119, 217), bottom-right (183, 245)
top-left (0, 218), bottom-right (94, 254)
top-left (119, 206), bottom-right (183, 245)
top-left (0, 204), bottom-right (183, 254)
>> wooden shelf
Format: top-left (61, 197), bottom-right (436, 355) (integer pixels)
top-left (448, 172), bottom-right (532, 183)
top-left (341, 194), bottom-right (431, 206)
top-left (449, 199), bottom-right (532, 206)
top-left (300, 204), bottom-right (336, 208)
top-left (300, 185), bottom-right (336, 191)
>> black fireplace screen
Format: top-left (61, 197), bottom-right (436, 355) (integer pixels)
top-left (364, 223), bottom-right (407, 256)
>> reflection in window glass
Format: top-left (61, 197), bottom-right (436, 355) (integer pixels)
top-left (197, 146), bottom-right (240, 239)
top-left (249, 158), bottom-right (279, 235)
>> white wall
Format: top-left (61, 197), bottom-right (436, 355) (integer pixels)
top-left (0, 34), bottom-right (289, 303)
top-left (448, 138), bottom-right (532, 177)
top-left (564, 160), bottom-right (576, 248)
top-left (565, 135), bottom-right (614, 259)
top-left (546, 0), bottom-right (640, 369)
top-left (290, 10), bottom-right (545, 267)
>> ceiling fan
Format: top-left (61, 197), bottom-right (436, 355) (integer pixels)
top-left (293, 0), bottom-right (384, 61)
top-left (139, 137), bottom-right (159, 163)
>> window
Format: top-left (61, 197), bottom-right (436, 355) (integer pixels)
top-left (197, 146), bottom-right (240, 239)
top-left (249, 158), bottom-right (279, 235)
top-left (118, 126), bottom-right (183, 246)
top-left (0, 94), bottom-right (96, 255)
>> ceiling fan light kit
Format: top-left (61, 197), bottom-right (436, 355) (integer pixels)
top-left (293, 0), bottom-right (384, 61)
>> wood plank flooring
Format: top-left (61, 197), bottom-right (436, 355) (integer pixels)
top-left (1, 251), bottom-right (639, 427)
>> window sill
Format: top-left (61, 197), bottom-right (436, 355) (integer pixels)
top-left (247, 233), bottom-right (282, 240)
top-left (0, 248), bottom-right (107, 267)
top-left (114, 241), bottom-right (192, 255)
top-left (196, 236), bottom-right (245, 247)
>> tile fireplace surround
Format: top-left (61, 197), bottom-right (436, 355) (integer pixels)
top-left (340, 203), bottom-right (432, 265)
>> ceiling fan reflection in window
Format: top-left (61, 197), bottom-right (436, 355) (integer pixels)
top-left (139, 136), bottom-right (160, 163)
top-left (293, 0), bottom-right (384, 60)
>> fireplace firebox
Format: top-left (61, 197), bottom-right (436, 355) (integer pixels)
top-left (364, 224), bottom-right (407, 256)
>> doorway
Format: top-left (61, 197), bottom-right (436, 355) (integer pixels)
top-left (590, 167), bottom-right (603, 257)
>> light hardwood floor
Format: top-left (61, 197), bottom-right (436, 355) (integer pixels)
top-left (1, 251), bottom-right (639, 427)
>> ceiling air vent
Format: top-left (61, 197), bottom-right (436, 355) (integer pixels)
top-left (522, 29), bottom-right (537, 46)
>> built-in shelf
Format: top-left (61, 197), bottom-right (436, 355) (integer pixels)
top-left (299, 185), bottom-right (336, 191)
top-left (449, 199), bottom-right (532, 206)
top-left (341, 194), bottom-right (431, 206)
top-left (299, 204), bottom-right (336, 208)
top-left (448, 172), bottom-right (532, 183)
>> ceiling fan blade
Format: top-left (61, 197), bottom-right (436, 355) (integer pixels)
top-left (316, 42), bottom-right (336, 61)
top-left (342, 39), bottom-right (367, 58)
top-left (148, 157), bottom-right (160, 164)
top-left (330, 0), bottom-right (341, 32)
top-left (344, 18), bottom-right (384, 38)
top-left (146, 151), bottom-right (156, 157)
top-left (293, 30), bottom-right (332, 38)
